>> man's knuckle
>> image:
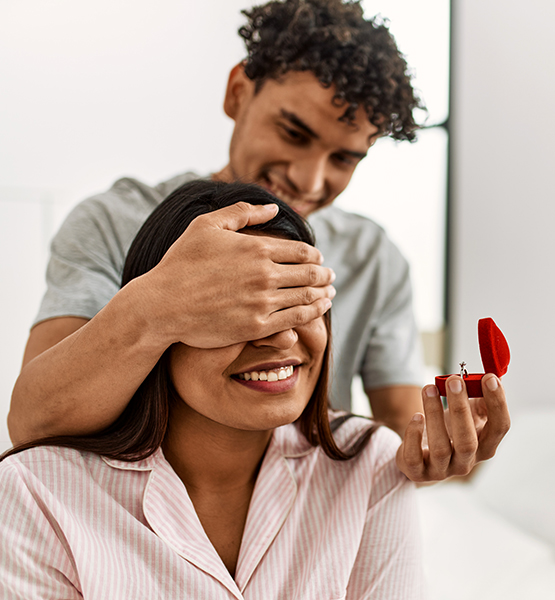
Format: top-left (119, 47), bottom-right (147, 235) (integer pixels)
top-left (235, 201), bottom-right (251, 213)
top-left (257, 240), bottom-right (273, 257)
top-left (259, 295), bottom-right (274, 314)
top-left (489, 423), bottom-right (510, 442)
top-left (307, 265), bottom-right (320, 285)
top-left (404, 453), bottom-right (423, 471)
top-left (430, 445), bottom-right (452, 464)
top-left (498, 417), bottom-right (511, 436)
top-left (450, 403), bottom-right (470, 417)
top-left (264, 269), bottom-right (279, 288)
top-left (455, 439), bottom-right (479, 459)
top-left (296, 244), bottom-right (310, 262)
top-left (424, 402), bottom-right (444, 417)
top-left (291, 308), bottom-right (308, 327)
top-left (302, 288), bottom-right (316, 304)
top-left (250, 317), bottom-right (266, 338)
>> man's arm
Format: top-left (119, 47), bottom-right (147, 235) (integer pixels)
top-left (365, 385), bottom-right (423, 437)
top-left (9, 202), bottom-right (335, 444)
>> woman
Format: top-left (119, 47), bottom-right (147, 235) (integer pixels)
top-left (0, 181), bottom-right (424, 599)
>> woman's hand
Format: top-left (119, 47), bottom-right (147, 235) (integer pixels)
top-left (396, 374), bottom-right (511, 483)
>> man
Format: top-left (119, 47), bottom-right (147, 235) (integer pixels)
top-left (8, 0), bottom-right (509, 482)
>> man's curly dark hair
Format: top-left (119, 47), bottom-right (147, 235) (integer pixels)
top-left (239, 0), bottom-right (424, 141)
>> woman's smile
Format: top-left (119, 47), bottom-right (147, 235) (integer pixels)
top-left (168, 318), bottom-right (327, 432)
top-left (233, 364), bottom-right (299, 393)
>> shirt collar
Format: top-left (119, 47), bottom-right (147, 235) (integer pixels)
top-left (101, 422), bottom-right (316, 474)
top-left (101, 449), bottom-right (163, 472)
top-left (270, 422), bottom-right (317, 458)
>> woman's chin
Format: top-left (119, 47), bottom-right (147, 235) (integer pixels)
top-left (231, 402), bottom-right (308, 433)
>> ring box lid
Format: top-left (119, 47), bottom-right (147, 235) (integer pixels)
top-left (435, 317), bottom-right (510, 397)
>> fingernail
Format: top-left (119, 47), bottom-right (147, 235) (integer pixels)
top-left (329, 269), bottom-right (336, 283)
top-left (425, 385), bottom-right (438, 398)
top-left (324, 299), bottom-right (332, 310)
top-left (412, 413), bottom-right (424, 423)
top-left (485, 376), bottom-right (499, 391)
top-left (329, 286), bottom-right (337, 299)
top-left (448, 378), bottom-right (463, 394)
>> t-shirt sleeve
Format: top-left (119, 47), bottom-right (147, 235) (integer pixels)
top-left (346, 429), bottom-right (426, 599)
top-left (33, 173), bottom-right (199, 327)
top-left (34, 199), bottom-right (125, 325)
top-left (360, 241), bottom-right (424, 391)
top-left (0, 462), bottom-right (83, 599)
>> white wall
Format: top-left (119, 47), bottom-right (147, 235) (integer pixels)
top-left (4, 0), bottom-right (549, 442)
top-left (450, 0), bottom-right (555, 413)
top-left (0, 0), bottom-right (248, 450)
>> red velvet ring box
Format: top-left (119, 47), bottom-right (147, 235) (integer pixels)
top-left (435, 317), bottom-right (510, 397)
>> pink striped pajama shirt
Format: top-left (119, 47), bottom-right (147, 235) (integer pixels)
top-left (0, 419), bottom-right (425, 599)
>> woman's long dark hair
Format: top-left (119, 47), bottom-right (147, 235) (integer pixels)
top-left (2, 181), bottom-right (377, 462)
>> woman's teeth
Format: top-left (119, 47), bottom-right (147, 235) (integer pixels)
top-left (237, 365), bottom-right (295, 382)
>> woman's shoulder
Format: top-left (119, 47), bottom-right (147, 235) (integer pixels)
top-left (277, 414), bottom-right (402, 471)
top-left (0, 446), bottom-right (100, 479)
top-left (328, 416), bottom-right (412, 504)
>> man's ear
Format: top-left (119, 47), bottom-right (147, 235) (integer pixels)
top-left (223, 62), bottom-right (255, 120)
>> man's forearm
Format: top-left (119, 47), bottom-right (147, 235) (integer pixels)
top-left (8, 280), bottom-right (169, 444)
top-left (365, 385), bottom-right (423, 438)
top-left (9, 204), bottom-right (336, 445)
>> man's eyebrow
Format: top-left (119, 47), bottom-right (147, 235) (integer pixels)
top-left (280, 110), bottom-right (319, 139)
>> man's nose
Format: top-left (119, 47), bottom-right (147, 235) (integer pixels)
top-left (250, 329), bottom-right (299, 350)
top-left (287, 157), bottom-right (326, 196)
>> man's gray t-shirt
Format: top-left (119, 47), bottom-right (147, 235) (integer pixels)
top-left (35, 172), bottom-right (423, 410)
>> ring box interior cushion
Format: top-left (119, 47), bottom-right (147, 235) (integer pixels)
top-left (435, 317), bottom-right (510, 397)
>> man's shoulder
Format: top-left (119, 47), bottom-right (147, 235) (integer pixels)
top-left (309, 204), bottom-right (386, 237)
top-left (308, 205), bottom-right (408, 273)
top-left (72, 171), bottom-right (201, 221)
top-left (54, 171), bottom-right (202, 255)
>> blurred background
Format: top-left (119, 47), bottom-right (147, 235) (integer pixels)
top-left (1, 0), bottom-right (554, 597)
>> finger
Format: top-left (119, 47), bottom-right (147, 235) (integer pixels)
top-left (258, 236), bottom-right (324, 266)
top-left (445, 376), bottom-right (479, 476)
top-left (275, 263), bottom-right (336, 289)
top-left (263, 297), bottom-right (332, 332)
top-left (421, 385), bottom-right (452, 478)
top-left (476, 374), bottom-right (511, 462)
top-left (202, 202), bottom-right (324, 265)
top-left (396, 413), bottom-right (426, 481)
top-left (271, 285), bottom-right (336, 312)
top-left (205, 201), bottom-right (280, 231)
